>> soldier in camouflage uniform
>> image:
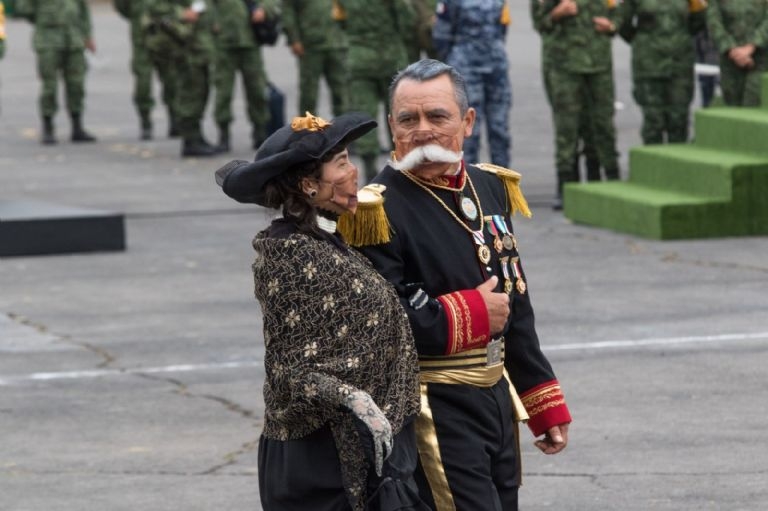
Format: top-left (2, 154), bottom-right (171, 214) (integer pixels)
top-left (213, 0), bottom-right (277, 152)
top-left (707, 0), bottom-right (768, 107)
top-left (531, 0), bottom-right (601, 182)
top-left (535, 0), bottom-right (621, 210)
top-left (433, 0), bottom-right (512, 168)
top-left (338, 0), bottom-right (412, 182)
top-left (402, 0), bottom-right (438, 62)
top-left (114, 0), bottom-right (178, 140)
top-left (15, 0), bottom-right (97, 145)
top-left (146, 0), bottom-right (218, 157)
top-left (281, 0), bottom-right (348, 117)
top-left (619, 0), bottom-right (707, 144)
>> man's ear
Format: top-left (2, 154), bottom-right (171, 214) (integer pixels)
top-left (463, 107), bottom-right (476, 138)
top-left (300, 177), bottom-right (316, 195)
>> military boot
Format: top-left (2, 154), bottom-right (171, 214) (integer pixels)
top-left (217, 124), bottom-right (230, 153)
top-left (140, 112), bottom-right (153, 141)
top-left (41, 116), bottom-right (57, 145)
top-left (604, 166), bottom-right (620, 180)
top-left (585, 155), bottom-right (601, 181)
top-left (181, 137), bottom-right (219, 157)
top-left (71, 114), bottom-right (97, 142)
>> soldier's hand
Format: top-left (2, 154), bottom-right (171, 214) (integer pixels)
top-left (291, 42), bottom-right (305, 57)
top-left (551, 0), bottom-right (578, 21)
top-left (476, 276), bottom-right (510, 336)
top-left (182, 8), bottom-right (200, 23)
top-left (85, 38), bottom-right (96, 53)
top-left (592, 16), bottom-right (615, 34)
top-left (251, 7), bottom-right (266, 24)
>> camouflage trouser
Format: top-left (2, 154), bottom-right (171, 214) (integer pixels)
top-left (719, 56), bottom-right (767, 107)
top-left (550, 67), bottom-right (619, 188)
top-left (462, 69), bottom-right (512, 167)
top-left (132, 41), bottom-right (175, 117)
top-left (174, 56), bottom-right (211, 139)
top-left (214, 46), bottom-right (267, 138)
top-left (348, 72), bottom-right (391, 158)
top-left (633, 73), bottom-right (693, 144)
top-left (297, 47), bottom-right (348, 117)
top-left (543, 62), bottom-right (599, 180)
top-left (36, 48), bottom-right (87, 117)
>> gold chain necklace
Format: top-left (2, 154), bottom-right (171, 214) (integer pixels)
top-left (402, 169), bottom-right (492, 264)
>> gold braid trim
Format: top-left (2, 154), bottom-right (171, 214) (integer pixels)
top-left (338, 184), bottom-right (391, 247)
top-left (473, 163), bottom-right (532, 218)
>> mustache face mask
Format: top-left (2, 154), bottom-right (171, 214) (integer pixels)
top-left (388, 144), bottom-right (463, 172)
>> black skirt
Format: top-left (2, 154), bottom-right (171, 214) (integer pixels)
top-left (259, 418), bottom-right (429, 511)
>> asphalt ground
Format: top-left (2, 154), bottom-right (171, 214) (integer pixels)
top-left (1, 3), bottom-right (768, 510)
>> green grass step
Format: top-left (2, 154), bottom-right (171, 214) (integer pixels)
top-left (628, 144), bottom-right (768, 197)
top-left (563, 181), bottom-right (748, 240)
top-left (694, 108), bottom-right (768, 156)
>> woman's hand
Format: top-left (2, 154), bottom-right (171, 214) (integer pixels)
top-left (344, 390), bottom-right (393, 476)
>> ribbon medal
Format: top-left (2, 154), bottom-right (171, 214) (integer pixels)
top-left (509, 256), bottom-right (527, 295)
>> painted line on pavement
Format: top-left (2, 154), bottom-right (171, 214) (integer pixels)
top-left (1, 331), bottom-right (767, 386)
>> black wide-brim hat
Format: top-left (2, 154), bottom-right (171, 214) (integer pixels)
top-left (215, 111), bottom-right (376, 205)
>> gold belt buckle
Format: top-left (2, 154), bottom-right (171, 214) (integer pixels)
top-left (486, 338), bottom-right (503, 367)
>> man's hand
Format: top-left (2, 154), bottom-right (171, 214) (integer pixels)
top-left (85, 38), bottom-right (96, 53)
top-left (729, 45), bottom-right (756, 69)
top-left (476, 276), bottom-right (510, 336)
top-left (592, 16), bottom-right (615, 34)
top-left (534, 422), bottom-right (569, 455)
top-left (551, 0), bottom-right (578, 21)
top-left (251, 7), bottom-right (266, 24)
top-left (290, 41), bottom-right (305, 57)
top-left (182, 8), bottom-right (200, 23)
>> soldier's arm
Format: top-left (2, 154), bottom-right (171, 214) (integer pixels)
top-left (431, 0), bottom-right (456, 61)
top-left (113, 0), bottom-right (131, 19)
top-left (530, 0), bottom-right (555, 34)
top-left (13, 0), bottom-right (36, 22)
top-left (706, 0), bottom-right (737, 54)
top-left (616, 0), bottom-right (636, 43)
top-left (279, 0), bottom-right (300, 44)
top-left (748, 6), bottom-right (768, 50)
top-left (80, 0), bottom-right (93, 40)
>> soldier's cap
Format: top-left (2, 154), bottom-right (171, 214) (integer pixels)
top-left (215, 112), bottom-right (376, 206)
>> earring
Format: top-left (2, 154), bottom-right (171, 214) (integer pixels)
top-left (308, 189), bottom-right (318, 198)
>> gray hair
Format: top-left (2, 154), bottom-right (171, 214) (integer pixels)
top-left (388, 59), bottom-right (470, 115)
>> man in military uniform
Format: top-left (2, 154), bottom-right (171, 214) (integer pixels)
top-left (531, 0), bottom-right (601, 185)
top-left (619, 0), bottom-right (707, 144)
top-left (213, 0), bottom-right (277, 152)
top-left (350, 59), bottom-right (572, 511)
top-left (114, 0), bottom-right (178, 140)
top-left (433, 0), bottom-right (512, 168)
top-left (338, 0), bottom-right (412, 182)
top-left (535, 0), bottom-right (621, 210)
top-left (146, 0), bottom-right (218, 157)
top-left (281, 0), bottom-right (348, 117)
top-left (707, 0), bottom-right (768, 107)
top-left (15, 0), bottom-right (97, 145)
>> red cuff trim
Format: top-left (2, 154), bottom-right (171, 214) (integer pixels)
top-left (437, 289), bottom-right (490, 355)
top-left (520, 380), bottom-right (572, 437)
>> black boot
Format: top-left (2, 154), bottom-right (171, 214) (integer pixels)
top-left (41, 116), bottom-right (57, 145)
top-left (71, 114), bottom-right (97, 142)
top-left (217, 124), bottom-right (230, 153)
top-left (181, 137), bottom-right (219, 157)
top-left (140, 112), bottom-right (153, 141)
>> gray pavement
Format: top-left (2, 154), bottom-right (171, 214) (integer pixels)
top-left (2, 3), bottom-right (768, 510)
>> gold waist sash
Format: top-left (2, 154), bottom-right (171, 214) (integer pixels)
top-left (418, 346), bottom-right (529, 422)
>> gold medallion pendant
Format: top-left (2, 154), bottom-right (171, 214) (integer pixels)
top-left (460, 196), bottom-right (478, 221)
top-left (477, 244), bottom-right (491, 265)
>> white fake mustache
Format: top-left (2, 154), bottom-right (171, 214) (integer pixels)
top-left (388, 144), bottom-right (463, 172)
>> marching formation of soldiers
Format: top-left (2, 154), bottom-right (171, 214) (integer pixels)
top-left (3, 0), bottom-right (768, 198)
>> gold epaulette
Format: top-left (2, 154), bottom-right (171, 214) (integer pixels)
top-left (338, 184), bottom-right (391, 247)
top-left (473, 163), bottom-right (532, 218)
